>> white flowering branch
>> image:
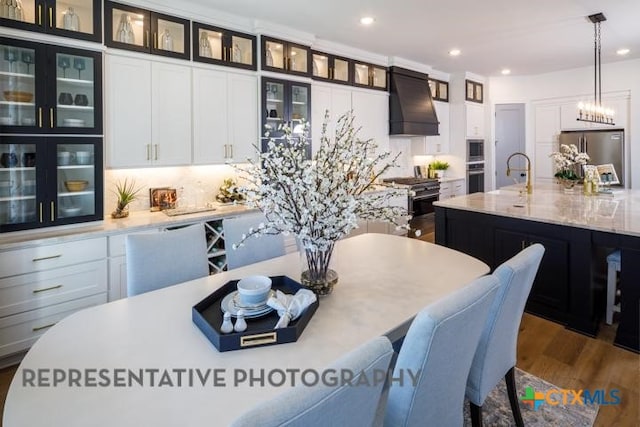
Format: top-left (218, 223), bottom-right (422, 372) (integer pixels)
top-left (234, 110), bottom-right (410, 253)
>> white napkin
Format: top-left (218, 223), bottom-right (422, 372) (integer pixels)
top-left (267, 289), bottom-right (317, 329)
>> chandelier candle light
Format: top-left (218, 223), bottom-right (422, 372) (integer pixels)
top-left (576, 13), bottom-right (615, 125)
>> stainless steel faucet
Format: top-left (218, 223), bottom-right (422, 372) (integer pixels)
top-left (506, 152), bottom-right (532, 194)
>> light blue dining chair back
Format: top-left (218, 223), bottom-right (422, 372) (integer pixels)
top-left (125, 223), bottom-right (209, 296)
top-left (231, 336), bottom-right (394, 427)
top-left (383, 274), bottom-right (501, 427)
top-left (223, 213), bottom-right (286, 270)
top-left (466, 243), bottom-right (545, 427)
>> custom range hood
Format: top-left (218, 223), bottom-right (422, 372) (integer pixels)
top-left (389, 66), bottom-right (439, 136)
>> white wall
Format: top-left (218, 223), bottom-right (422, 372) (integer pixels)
top-left (489, 58), bottom-right (640, 189)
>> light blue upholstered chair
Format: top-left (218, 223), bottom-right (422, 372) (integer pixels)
top-left (223, 213), bottom-right (286, 270)
top-left (466, 243), bottom-right (545, 427)
top-left (383, 275), bottom-right (501, 427)
top-left (231, 336), bottom-right (394, 427)
top-left (125, 223), bottom-right (209, 296)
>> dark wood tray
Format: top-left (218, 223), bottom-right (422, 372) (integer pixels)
top-left (192, 275), bottom-right (319, 352)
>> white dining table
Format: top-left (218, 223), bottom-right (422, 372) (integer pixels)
top-left (3, 234), bottom-right (489, 427)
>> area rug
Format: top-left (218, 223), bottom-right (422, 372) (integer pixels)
top-left (463, 368), bottom-right (599, 427)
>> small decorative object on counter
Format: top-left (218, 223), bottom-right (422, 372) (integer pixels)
top-left (429, 160), bottom-right (450, 178)
top-left (267, 289), bottom-right (317, 328)
top-left (234, 111), bottom-right (410, 296)
top-left (220, 312), bottom-right (234, 334)
top-left (216, 178), bottom-right (245, 204)
top-left (233, 309), bottom-right (247, 332)
top-left (111, 178), bottom-right (141, 219)
top-left (550, 144), bottom-right (589, 192)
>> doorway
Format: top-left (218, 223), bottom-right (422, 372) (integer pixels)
top-left (495, 104), bottom-right (526, 189)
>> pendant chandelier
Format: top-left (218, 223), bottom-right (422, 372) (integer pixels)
top-left (577, 13), bottom-right (615, 125)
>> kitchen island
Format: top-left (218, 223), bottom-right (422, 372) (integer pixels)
top-left (434, 183), bottom-right (640, 352)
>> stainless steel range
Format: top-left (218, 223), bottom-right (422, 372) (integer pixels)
top-left (382, 177), bottom-right (440, 218)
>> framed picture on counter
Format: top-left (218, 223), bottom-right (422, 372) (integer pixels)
top-left (149, 187), bottom-right (177, 211)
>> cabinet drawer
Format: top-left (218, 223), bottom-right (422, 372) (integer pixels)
top-left (0, 293), bottom-right (106, 357)
top-left (439, 183), bottom-right (452, 192)
top-left (0, 260), bottom-right (107, 318)
top-left (0, 237), bottom-right (107, 278)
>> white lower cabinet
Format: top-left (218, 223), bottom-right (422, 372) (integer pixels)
top-left (439, 178), bottom-right (465, 199)
top-left (0, 237), bottom-right (107, 358)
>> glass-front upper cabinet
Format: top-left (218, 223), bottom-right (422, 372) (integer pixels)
top-left (261, 77), bottom-right (311, 157)
top-left (192, 22), bottom-right (256, 70)
top-left (0, 0), bottom-right (101, 42)
top-left (105, 1), bottom-right (190, 60)
top-left (261, 36), bottom-right (310, 77)
top-left (353, 61), bottom-right (387, 91)
top-left (0, 136), bottom-right (103, 232)
top-left (311, 51), bottom-right (351, 85)
top-left (0, 140), bottom-right (39, 230)
top-left (0, 38), bottom-right (102, 134)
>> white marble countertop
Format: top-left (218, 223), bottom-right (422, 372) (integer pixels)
top-left (0, 203), bottom-right (256, 251)
top-left (434, 182), bottom-right (640, 237)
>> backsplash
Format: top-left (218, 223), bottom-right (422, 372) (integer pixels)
top-left (104, 165), bottom-right (239, 215)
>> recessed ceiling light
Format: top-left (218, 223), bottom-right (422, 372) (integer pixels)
top-left (360, 16), bottom-right (375, 25)
top-left (448, 49), bottom-right (461, 56)
top-left (501, 68), bottom-right (511, 75)
top-left (616, 48), bottom-right (630, 56)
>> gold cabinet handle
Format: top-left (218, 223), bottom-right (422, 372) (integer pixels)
top-left (223, 144), bottom-right (227, 158)
top-left (230, 144), bottom-right (233, 158)
top-left (49, 108), bottom-right (54, 128)
top-left (145, 30), bottom-right (150, 48)
top-left (38, 107), bottom-right (43, 128)
top-left (50, 201), bottom-right (55, 221)
top-left (223, 47), bottom-right (227, 61)
top-left (154, 144), bottom-right (158, 160)
top-left (37, 5), bottom-right (42, 25)
top-left (32, 254), bottom-right (61, 262)
top-left (33, 323), bottom-right (56, 332)
top-left (48, 7), bottom-right (52, 28)
top-left (33, 284), bottom-right (63, 294)
top-left (146, 144), bottom-right (150, 160)
top-left (39, 202), bottom-right (43, 223)
top-left (153, 32), bottom-right (157, 49)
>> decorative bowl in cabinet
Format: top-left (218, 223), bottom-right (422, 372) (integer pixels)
top-left (64, 180), bottom-right (88, 192)
top-left (3, 91), bottom-right (34, 103)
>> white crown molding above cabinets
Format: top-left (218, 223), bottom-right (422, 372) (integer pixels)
top-left (253, 20), bottom-right (315, 47)
top-left (313, 39), bottom-right (389, 67)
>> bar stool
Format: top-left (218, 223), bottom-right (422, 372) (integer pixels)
top-left (606, 250), bottom-right (621, 325)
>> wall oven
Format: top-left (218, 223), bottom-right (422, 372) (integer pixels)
top-left (467, 139), bottom-right (484, 162)
top-left (467, 163), bottom-right (485, 194)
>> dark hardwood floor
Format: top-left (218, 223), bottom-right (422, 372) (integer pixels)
top-left (1, 219), bottom-right (637, 426)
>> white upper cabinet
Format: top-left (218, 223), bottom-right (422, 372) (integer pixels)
top-left (351, 89), bottom-right (389, 155)
top-left (411, 100), bottom-right (450, 155)
top-left (311, 84), bottom-right (352, 154)
top-left (193, 68), bottom-right (258, 164)
top-left (535, 105), bottom-right (561, 143)
top-left (465, 102), bottom-right (484, 138)
top-left (106, 55), bottom-right (152, 168)
top-left (106, 54), bottom-right (191, 168)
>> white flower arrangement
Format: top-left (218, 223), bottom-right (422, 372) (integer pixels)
top-left (549, 144), bottom-right (590, 180)
top-left (234, 110), bottom-right (411, 252)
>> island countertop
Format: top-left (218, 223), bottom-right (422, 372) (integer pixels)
top-left (434, 182), bottom-right (640, 238)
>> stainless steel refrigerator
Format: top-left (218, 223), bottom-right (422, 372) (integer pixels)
top-left (559, 129), bottom-right (625, 186)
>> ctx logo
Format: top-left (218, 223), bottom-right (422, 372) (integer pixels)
top-left (520, 386), bottom-right (621, 410)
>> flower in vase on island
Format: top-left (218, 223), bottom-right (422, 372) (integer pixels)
top-left (549, 144), bottom-right (590, 184)
top-left (233, 111), bottom-right (411, 295)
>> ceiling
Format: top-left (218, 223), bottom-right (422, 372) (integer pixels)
top-left (191, 0), bottom-right (640, 76)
